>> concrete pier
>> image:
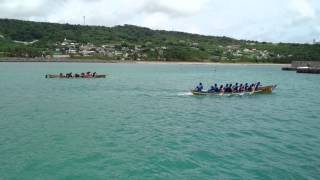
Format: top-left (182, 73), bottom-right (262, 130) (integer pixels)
top-left (297, 68), bottom-right (320, 74)
top-left (282, 61), bottom-right (320, 74)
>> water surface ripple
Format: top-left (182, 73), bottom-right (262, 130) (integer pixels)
top-left (0, 63), bottom-right (319, 179)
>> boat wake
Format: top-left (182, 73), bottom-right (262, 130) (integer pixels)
top-left (177, 92), bottom-right (193, 96)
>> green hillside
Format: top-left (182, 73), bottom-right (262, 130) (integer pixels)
top-left (0, 18), bottom-right (320, 63)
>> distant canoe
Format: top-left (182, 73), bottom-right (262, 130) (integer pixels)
top-left (191, 85), bottom-right (276, 96)
top-left (45, 74), bottom-right (107, 78)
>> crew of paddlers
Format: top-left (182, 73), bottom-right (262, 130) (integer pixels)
top-left (60, 72), bottom-right (97, 78)
top-left (195, 82), bottom-right (262, 93)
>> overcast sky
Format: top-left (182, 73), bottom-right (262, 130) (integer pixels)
top-left (0, 0), bottom-right (319, 43)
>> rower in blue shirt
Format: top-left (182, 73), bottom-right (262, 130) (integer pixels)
top-left (245, 83), bottom-right (249, 91)
top-left (214, 84), bottom-right (219, 92)
top-left (218, 85), bottom-right (224, 93)
top-left (195, 82), bottom-right (204, 92)
top-left (248, 84), bottom-right (255, 91)
top-left (224, 84), bottom-right (229, 92)
top-left (255, 82), bottom-right (261, 90)
top-left (239, 84), bottom-right (244, 92)
top-left (233, 83), bottom-right (239, 92)
top-left (229, 84), bottom-right (233, 93)
top-left (208, 85), bottom-right (215, 93)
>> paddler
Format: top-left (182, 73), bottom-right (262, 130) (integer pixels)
top-left (229, 84), bottom-right (233, 93)
top-left (219, 85), bottom-right (224, 93)
top-left (244, 83), bottom-right (249, 91)
top-left (239, 84), bottom-right (244, 92)
top-left (248, 84), bottom-right (255, 91)
top-left (233, 83), bottom-right (239, 92)
top-left (255, 82), bottom-right (261, 90)
top-left (214, 84), bottom-right (219, 92)
top-left (224, 84), bottom-right (229, 92)
top-left (208, 85), bottom-right (215, 93)
top-left (195, 82), bottom-right (204, 92)
top-left (85, 72), bottom-right (91, 78)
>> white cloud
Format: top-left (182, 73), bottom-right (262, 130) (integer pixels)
top-left (290, 0), bottom-right (316, 18)
top-left (142, 12), bottom-right (170, 30)
top-left (0, 0), bottom-right (319, 43)
top-left (140, 0), bottom-right (209, 17)
top-left (0, 0), bottom-right (54, 18)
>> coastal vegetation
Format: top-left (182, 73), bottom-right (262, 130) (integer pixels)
top-left (1, 18), bottom-right (320, 63)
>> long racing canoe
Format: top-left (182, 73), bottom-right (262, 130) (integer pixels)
top-left (45, 74), bottom-right (107, 78)
top-left (191, 85), bottom-right (276, 96)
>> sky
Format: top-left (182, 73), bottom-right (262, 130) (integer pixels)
top-left (0, 0), bottom-right (319, 43)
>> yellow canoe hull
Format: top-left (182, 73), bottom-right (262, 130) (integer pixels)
top-left (257, 85), bottom-right (275, 93)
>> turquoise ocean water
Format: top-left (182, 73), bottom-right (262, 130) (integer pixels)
top-left (0, 63), bottom-right (319, 179)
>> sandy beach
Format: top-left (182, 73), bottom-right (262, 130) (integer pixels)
top-left (134, 61), bottom-right (288, 66)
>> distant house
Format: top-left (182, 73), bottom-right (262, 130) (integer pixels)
top-left (227, 45), bottom-right (241, 50)
top-left (243, 48), bottom-right (253, 53)
top-left (105, 51), bottom-right (114, 57)
top-left (62, 38), bottom-right (72, 43)
top-left (52, 55), bottom-right (70, 58)
top-left (80, 50), bottom-right (96, 56)
top-left (102, 44), bottom-right (116, 49)
top-left (114, 51), bottom-right (123, 56)
top-left (68, 49), bottom-right (77, 54)
top-left (51, 50), bottom-right (69, 58)
top-left (135, 45), bottom-right (142, 50)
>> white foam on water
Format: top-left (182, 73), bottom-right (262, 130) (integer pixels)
top-left (177, 92), bottom-right (193, 96)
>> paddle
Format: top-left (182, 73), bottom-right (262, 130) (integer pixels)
top-left (272, 85), bottom-right (277, 90)
top-left (250, 88), bottom-right (255, 95)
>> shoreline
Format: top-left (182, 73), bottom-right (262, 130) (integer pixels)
top-left (0, 57), bottom-right (289, 66)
